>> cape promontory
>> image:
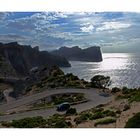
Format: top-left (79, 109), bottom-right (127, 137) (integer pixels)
top-left (51, 46), bottom-right (103, 62)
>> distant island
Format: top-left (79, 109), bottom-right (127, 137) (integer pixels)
top-left (51, 46), bottom-right (103, 62)
top-left (0, 42), bottom-right (70, 76)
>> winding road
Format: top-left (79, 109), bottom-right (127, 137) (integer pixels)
top-left (0, 88), bottom-right (112, 121)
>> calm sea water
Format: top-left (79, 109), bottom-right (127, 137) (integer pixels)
top-left (61, 53), bottom-right (140, 88)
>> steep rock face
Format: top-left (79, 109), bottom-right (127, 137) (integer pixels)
top-left (0, 54), bottom-right (17, 77)
top-left (0, 42), bottom-right (71, 76)
top-left (51, 46), bottom-right (103, 62)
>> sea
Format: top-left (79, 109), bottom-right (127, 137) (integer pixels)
top-left (61, 53), bottom-right (140, 88)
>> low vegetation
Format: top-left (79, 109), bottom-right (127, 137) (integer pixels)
top-left (51, 93), bottom-right (86, 105)
top-left (30, 93), bottom-right (86, 110)
top-left (66, 108), bottom-right (77, 115)
top-left (2, 116), bottom-right (47, 128)
top-left (1, 114), bottom-right (73, 128)
top-left (116, 87), bottom-right (140, 103)
top-left (94, 118), bottom-right (116, 127)
top-left (74, 108), bottom-right (117, 125)
top-left (111, 87), bottom-right (121, 93)
top-left (90, 75), bottom-right (111, 89)
top-left (125, 112), bottom-right (140, 128)
top-left (46, 114), bottom-right (72, 128)
top-left (123, 104), bottom-right (130, 111)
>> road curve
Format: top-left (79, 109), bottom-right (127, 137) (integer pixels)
top-left (0, 88), bottom-right (112, 121)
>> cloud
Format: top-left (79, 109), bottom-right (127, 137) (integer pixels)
top-left (96, 21), bottom-right (131, 31)
top-left (80, 24), bottom-right (94, 33)
top-left (0, 12), bottom-right (140, 52)
top-left (0, 33), bottom-right (31, 44)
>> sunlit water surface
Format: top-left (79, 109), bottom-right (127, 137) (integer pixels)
top-left (61, 53), bottom-right (140, 88)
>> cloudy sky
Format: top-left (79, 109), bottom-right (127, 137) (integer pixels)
top-left (0, 12), bottom-right (140, 52)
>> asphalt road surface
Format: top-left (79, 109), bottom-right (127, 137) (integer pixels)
top-left (0, 88), bottom-right (112, 121)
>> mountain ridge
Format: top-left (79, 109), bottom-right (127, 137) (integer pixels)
top-left (0, 42), bottom-right (71, 76)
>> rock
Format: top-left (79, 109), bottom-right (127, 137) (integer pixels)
top-left (51, 46), bottom-right (103, 62)
top-left (0, 42), bottom-right (71, 76)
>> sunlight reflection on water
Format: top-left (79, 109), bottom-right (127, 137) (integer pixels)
top-left (61, 53), bottom-right (140, 88)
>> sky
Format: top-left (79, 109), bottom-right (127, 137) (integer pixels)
top-left (0, 12), bottom-right (140, 53)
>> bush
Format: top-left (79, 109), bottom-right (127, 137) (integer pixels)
top-left (52, 93), bottom-right (85, 105)
top-left (94, 118), bottom-right (116, 127)
top-left (90, 109), bottom-right (116, 120)
top-left (66, 108), bottom-right (77, 115)
top-left (1, 121), bottom-right (11, 127)
top-left (74, 117), bottom-right (83, 125)
top-left (123, 104), bottom-right (130, 111)
top-left (115, 110), bottom-right (121, 114)
top-left (129, 91), bottom-right (140, 102)
top-left (90, 112), bottom-right (104, 120)
top-left (10, 116), bottom-right (47, 128)
top-left (103, 110), bottom-right (116, 117)
top-left (125, 112), bottom-right (140, 128)
top-left (54, 120), bottom-right (71, 128)
top-left (91, 75), bottom-right (111, 89)
top-left (74, 112), bottom-right (92, 125)
top-left (111, 87), bottom-right (121, 93)
top-left (46, 114), bottom-right (71, 128)
top-left (122, 87), bottom-right (130, 94)
top-left (93, 108), bottom-right (104, 113)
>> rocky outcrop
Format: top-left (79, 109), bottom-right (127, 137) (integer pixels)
top-left (51, 46), bottom-right (103, 62)
top-left (0, 42), bottom-right (71, 76)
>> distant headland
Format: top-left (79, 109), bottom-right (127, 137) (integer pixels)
top-left (51, 46), bottom-right (103, 62)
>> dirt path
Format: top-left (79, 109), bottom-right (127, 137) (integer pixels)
top-left (3, 88), bottom-right (16, 103)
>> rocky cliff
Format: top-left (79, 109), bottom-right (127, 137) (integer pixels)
top-left (51, 46), bottom-right (103, 62)
top-left (0, 42), bottom-right (71, 76)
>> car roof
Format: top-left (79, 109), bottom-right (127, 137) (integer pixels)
top-left (60, 102), bottom-right (70, 105)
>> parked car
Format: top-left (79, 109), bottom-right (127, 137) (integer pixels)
top-left (56, 102), bottom-right (70, 111)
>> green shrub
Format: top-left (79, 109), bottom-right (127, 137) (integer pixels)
top-left (36, 82), bottom-right (44, 88)
top-left (52, 93), bottom-right (85, 105)
top-left (74, 112), bottom-right (92, 125)
top-left (122, 87), bottom-right (129, 94)
top-left (115, 110), bottom-right (121, 114)
top-left (10, 116), bottom-right (47, 128)
top-left (111, 87), bottom-right (121, 93)
top-left (81, 112), bottom-right (93, 120)
top-left (46, 114), bottom-right (71, 128)
top-left (54, 120), bottom-right (71, 128)
top-left (91, 75), bottom-right (111, 89)
top-left (66, 108), bottom-right (77, 115)
top-left (129, 91), bottom-right (140, 102)
top-left (103, 110), bottom-right (116, 117)
top-left (93, 108), bottom-right (104, 113)
top-left (1, 121), bottom-right (11, 127)
top-left (74, 117), bottom-right (83, 125)
top-left (125, 112), bottom-right (140, 128)
top-left (90, 112), bottom-right (104, 120)
top-left (123, 104), bottom-right (130, 111)
top-left (94, 118), bottom-right (116, 127)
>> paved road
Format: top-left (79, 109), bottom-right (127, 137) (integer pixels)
top-left (0, 88), bottom-right (112, 121)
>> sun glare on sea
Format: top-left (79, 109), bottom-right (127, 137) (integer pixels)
top-left (97, 53), bottom-right (130, 71)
